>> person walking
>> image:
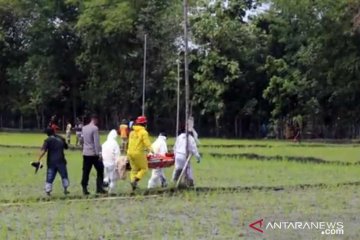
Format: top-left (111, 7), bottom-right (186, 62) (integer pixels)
top-left (65, 120), bottom-right (72, 144)
top-left (172, 128), bottom-right (201, 187)
top-left (127, 116), bottom-right (152, 190)
top-left (48, 115), bottom-right (60, 134)
top-left (74, 118), bottom-right (84, 147)
top-left (148, 132), bottom-right (168, 189)
top-left (128, 117), bottom-right (135, 130)
top-left (81, 114), bottom-right (106, 195)
top-left (119, 119), bottom-right (129, 154)
top-left (36, 128), bottom-right (70, 196)
top-left (102, 129), bottom-right (121, 193)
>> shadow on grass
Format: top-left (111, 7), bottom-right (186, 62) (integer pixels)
top-left (2, 181), bottom-right (360, 206)
top-left (210, 153), bottom-right (360, 166)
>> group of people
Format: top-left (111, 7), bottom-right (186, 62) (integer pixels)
top-left (35, 114), bottom-right (201, 196)
top-left (48, 116), bottom-right (84, 147)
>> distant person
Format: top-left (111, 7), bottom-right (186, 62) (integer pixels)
top-left (260, 123), bottom-right (267, 138)
top-left (36, 128), bottom-right (70, 196)
top-left (148, 132), bottom-right (168, 189)
top-left (102, 129), bottom-right (120, 193)
top-left (173, 128), bottom-right (201, 187)
top-left (119, 119), bottom-right (129, 154)
top-left (127, 116), bottom-right (152, 190)
top-left (74, 118), bottom-right (83, 147)
top-left (293, 123), bottom-right (301, 143)
top-left (48, 115), bottom-right (56, 127)
top-left (65, 120), bottom-right (72, 144)
top-left (81, 114), bottom-right (106, 195)
top-left (128, 117), bottom-right (135, 130)
top-left (48, 115), bottom-right (60, 134)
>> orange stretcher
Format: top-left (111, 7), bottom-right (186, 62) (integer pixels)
top-left (147, 153), bottom-right (175, 169)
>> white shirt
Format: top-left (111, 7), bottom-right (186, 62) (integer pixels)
top-left (66, 123), bottom-right (72, 133)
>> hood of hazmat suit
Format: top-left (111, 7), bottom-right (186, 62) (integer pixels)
top-left (102, 129), bottom-right (120, 167)
top-left (127, 125), bottom-right (152, 155)
top-left (151, 135), bottom-right (168, 155)
top-left (173, 133), bottom-right (200, 159)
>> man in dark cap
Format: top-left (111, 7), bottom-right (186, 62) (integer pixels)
top-left (35, 128), bottom-right (70, 196)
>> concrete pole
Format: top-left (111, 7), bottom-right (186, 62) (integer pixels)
top-left (184, 0), bottom-right (189, 155)
top-left (176, 59), bottom-right (181, 137)
top-left (142, 34), bottom-right (147, 116)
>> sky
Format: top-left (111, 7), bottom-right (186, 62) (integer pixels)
top-left (244, 2), bottom-right (271, 21)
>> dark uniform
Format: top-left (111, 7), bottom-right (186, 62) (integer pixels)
top-left (42, 134), bottom-right (69, 194)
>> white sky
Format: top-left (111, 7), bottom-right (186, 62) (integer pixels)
top-left (244, 2), bottom-right (271, 21)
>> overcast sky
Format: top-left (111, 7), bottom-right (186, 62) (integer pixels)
top-left (245, 2), bottom-right (271, 21)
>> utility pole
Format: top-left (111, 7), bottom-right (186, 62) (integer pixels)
top-left (176, 0), bottom-right (191, 188)
top-left (184, 0), bottom-right (189, 153)
top-left (142, 34), bottom-right (147, 116)
top-left (176, 59), bottom-right (181, 137)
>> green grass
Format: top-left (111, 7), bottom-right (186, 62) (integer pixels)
top-left (0, 132), bottom-right (113, 146)
top-left (201, 145), bottom-right (360, 163)
top-left (1, 187), bottom-right (359, 239)
top-left (0, 131), bottom-right (331, 146)
top-left (1, 146), bottom-right (359, 202)
top-left (0, 132), bottom-right (359, 239)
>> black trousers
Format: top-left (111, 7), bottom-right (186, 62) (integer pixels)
top-left (81, 155), bottom-right (104, 191)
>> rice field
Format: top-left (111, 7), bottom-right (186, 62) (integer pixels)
top-left (0, 132), bottom-right (359, 239)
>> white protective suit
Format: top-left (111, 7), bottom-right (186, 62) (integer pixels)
top-left (102, 130), bottom-right (120, 193)
top-left (147, 135), bottom-right (168, 188)
top-left (172, 133), bottom-right (200, 182)
top-left (188, 116), bottom-right (200, 144)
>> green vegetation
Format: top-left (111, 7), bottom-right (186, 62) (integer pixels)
top-left (1, 0), bottom-right (360, 138)
top-left (1, 186), bottom-right (359, 239)
top-left (0, 133), bottom-right (359, 239)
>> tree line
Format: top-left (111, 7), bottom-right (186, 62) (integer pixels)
top-left (1, 0), bottom-right (360, 138)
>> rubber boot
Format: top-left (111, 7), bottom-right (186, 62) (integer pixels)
top-left (82, 187), bottom-right (90, 195)
top-left (173, 169), bottom-right (182, 182)
top-left (64, 188), bottom-right (70, 195)
top-left (96, 188), bottom-right (107, 194)
top-left (186, 179), bottom-right (194, 187)
top-left (96, 178), bottom-right (106, 194)
top-left (103, 181), bottom-right (109, 188)
top-left (131, 178), bottom-right (139, 191)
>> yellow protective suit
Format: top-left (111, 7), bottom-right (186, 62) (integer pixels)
top-left (127, 125), bottom-right (152, 182)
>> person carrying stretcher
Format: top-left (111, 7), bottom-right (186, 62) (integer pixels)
top-left (127, 116), bottom-right (152, 191)
top-left (172, 128), bottom-right (201, 187)
top-left (147, 132), bottom-right (168, 189)
top-left (102, 129), bottom-right (120, 193)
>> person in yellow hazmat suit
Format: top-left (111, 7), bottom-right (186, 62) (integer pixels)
top-left (127, 116), bottom-right (152, 190)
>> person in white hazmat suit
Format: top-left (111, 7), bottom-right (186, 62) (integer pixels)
top-left (172, 128), bottom-right (201, 186)
top-left (102, 129), bottom-right (120, 193)
top-left (148, 133), bottom-right (168, 188)
top-left (188, 116), bottom-right (200, 144)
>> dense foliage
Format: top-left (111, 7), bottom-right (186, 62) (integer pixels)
top-left (0, 0), bottom-right (359, 138)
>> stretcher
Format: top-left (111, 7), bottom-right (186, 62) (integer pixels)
top-left (147, 153), bottom-right (175, 169)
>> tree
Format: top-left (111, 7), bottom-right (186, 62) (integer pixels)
top-left (190, 0), bottom-right (268, 137)
top-left (261, 0), bottom-right (360, 138)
